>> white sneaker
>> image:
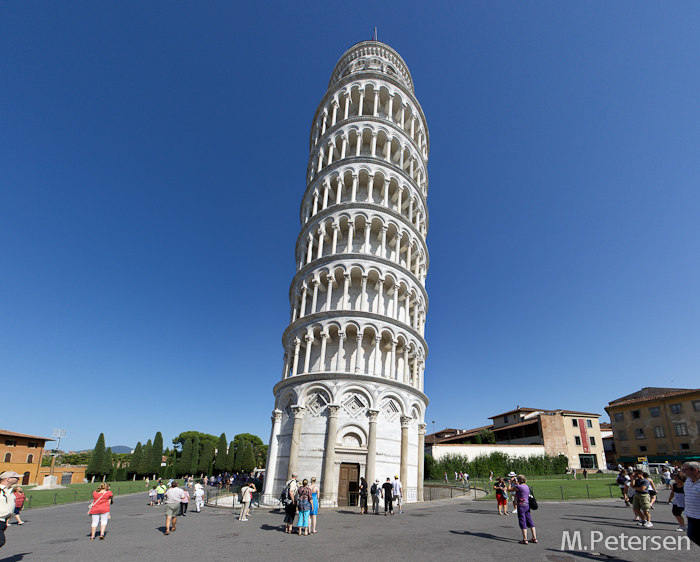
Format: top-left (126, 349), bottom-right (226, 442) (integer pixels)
top-left (675, 526), bottom-right (686, 532)
top-left (643, 521), bottom-right (653, 528)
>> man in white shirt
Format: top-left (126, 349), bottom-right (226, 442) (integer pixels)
top-left (392, 475), bottom-right (403, 514)
top-left (682, 462), bottom-right (700, 547)
top-left (193, 483), bottom-right (205, 512)
top-left (163, 481), bottom-right (184, 535)
top-left (0, 472), bottom-right (20, 550)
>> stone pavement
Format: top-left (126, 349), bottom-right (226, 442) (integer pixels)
top-left (1, 487), bottom-right (696, 562)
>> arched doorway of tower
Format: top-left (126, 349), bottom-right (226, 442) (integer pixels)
top-left (338, 463), bottom-right (360, 507)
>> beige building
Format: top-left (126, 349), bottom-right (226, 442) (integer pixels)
top-left (427, 407), bottom-right (605, 470)
top-left (0, 429), bottom-right (53, 485)
top-left (605, 387), bottom-right (700, 466)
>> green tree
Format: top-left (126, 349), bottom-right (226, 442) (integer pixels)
top-left (172, 431), bottom-right (218, 451)
top-left (179, 439), bottom-right (193, 477)
top-left (190, 436), bottom-right (200, 475)
top-left (214, 433), bottom-right (228, 474)
top-left (199, 441), bottom-right (214, 475)
top-left (242, 442), bottom-right (255, 473)
top-left (85, 433), bottom-right (106, 479)
top-left (138, 439), bottom-right (152, 477)
top-left (479, 429), bottom-right (496, 444)
top-left (150, 432), bottom-right (164, 476)
top-left (102, 447), bottom-right (114, 479)
top-left (233, 442), bottom-right (244, 472)
top-left (225, 440), bottom-right (236, 473)
top-left (129, 442), bottom-right (143, 476)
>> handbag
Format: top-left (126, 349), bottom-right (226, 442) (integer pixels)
top-left (528, 487), bottom-right (538, 510)
top-left (87, 491), bottom-right (108, 516)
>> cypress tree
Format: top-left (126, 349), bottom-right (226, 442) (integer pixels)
top-left (130, 442), bottom-right (143, 476)
top-left (86, 433), bottom-right (106, 479)
top-left (150, 432), bottom-right (164, 477)
top-left (233, 443), bottom-right (244, 472)
top-left (190, 436), bottom-right (200, 476)
top-left (242, 442), bottom-right (255, 473)
top-left (214, 433), bottom-right (228, 474)
top-left (138, 440), bottom-right (152, 476)
top-left (179, 439), bottom-right (193, 477)
top-left (225, 441), bottom-right (236, 473)
top-left (102, 447), bottom-right (114, 478)
top-left (199, 441), bottom-right (214, 475)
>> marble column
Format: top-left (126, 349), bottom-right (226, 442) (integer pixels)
top-left (399, 415), bottom-right (411, 495)
top-left (287, 406), bottom-right (305, 480)
top-left (321, 404), bottom-right (341, 504)
top-left (366, 409), bottom-right (380, 485)
top-left (417, 423), bottom-right (426, 501)
top-left (263, 409), bottom-right (283, 499)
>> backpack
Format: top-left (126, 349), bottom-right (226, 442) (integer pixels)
top-left (280, 484), bottom-right (292, 505)
top-left (371, 483), bottom-right (378, 495)
top-left (616, 474), bottom-right (626, 485)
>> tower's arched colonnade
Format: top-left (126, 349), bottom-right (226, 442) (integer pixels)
top-left (264, 41), bottom-right (431, 506)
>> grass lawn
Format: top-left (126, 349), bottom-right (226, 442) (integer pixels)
top-left (23, 480), bottom-right (151, 509)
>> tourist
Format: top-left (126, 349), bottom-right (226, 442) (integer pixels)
top-left (163, 480), bottom-right (184, 535)
top-left (393, 475), bottom-right (403, 514)
top-left (296, 479), bottom-right (312, 536)
top-left (631, 470), bottom-right (653, 527)
top-left (644, 472), bottom-right (658, 509)
top-left (283, 473), bottom-right (298, 533)
top-left (582, 468), bottom-right (588, 480)
top-left (239, 482), bottom-right (255, 521)
top-left (179, 487), bottom-right (190, 517)
top-left (507, 475), bottom-right (537, 544)
top-left (616, 470), bottom-right (630, 506)
top-left (381, 478), bottom-right (394, 515)
top-left (571, 468), bottom-right (577, 480)
top-left (88, 483), bottom-right (113, 540)
top-left (193, 483), bottom-right (204, 512)
top-left (11, 486), bottom-right (25, 525)
top-left (309, 477), bottom-right (319, 533)
top-left (668, 472), bottom-right (686, 532)
top-left (663, 468), bottom-right (673, 490)
top-left (444, 471), bottom-right (448, 483)
top-left (359, 477), bottom-right (368, 514)
top-left (682, 462), bottom-right (700, 547)
top-left (149, 486), bottom-right (157, 506)
top-left (155, 481), bottom-right (167, 505)
top-left (489, 470), bottom-right (494, 482)
top-left (493, 477), bottom-right (509, 516)
top-left (371, 479), bottom-right (381, 515)
top-left (0, 471), bottom-right (21, 549)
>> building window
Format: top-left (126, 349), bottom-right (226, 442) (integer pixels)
top-left (503, 416), bottom-right (508, 423)
top-left (634, 428), bottom-right (645, 439)
top-left (579, 454), bottom-right (598, 469)
top-left (675, 423), bottom-right (688, 436)
top-left (573, 419), bottom-right (578, 427)
top-left (26, 454), bottom-right (34, 463)
top-left (589, 436), bottom-right (596, 446)
top-left (3, 453), bottom-right (10, 462)
top-left (587, 420), bottom-right (592, 428)
top-left (28, 442), bottom-right (38, 449)
top-left (614, 413), bottom-right (624, 422)
top-left (670, 404), bottom-right (682, 415)
top-left (618, 430), bottom-right (628, 441)
top-left (575, 436), bottom-right (581, 446)
top-left (5, 440), bottom-right (16, 447)
top-left (654, 426), bottom-right (666, 438)
top-left (692, 400), bottom-right (700, 412)
top-left (631, 410), bottom-right (641, 419)
top-left (639, 445), bottom-right (647, 453)
top-left (657, 443), bottom-right (668, 453)
top-left (649, 407), bottom-right (660, 417)
top-left (680, 443), bottom-right (690, 450)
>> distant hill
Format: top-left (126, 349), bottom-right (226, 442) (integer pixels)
top-left (110, 446), bottom-right (133, 454)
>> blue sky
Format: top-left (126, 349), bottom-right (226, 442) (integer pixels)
top-left (2, 2), bottom-right (698, 451)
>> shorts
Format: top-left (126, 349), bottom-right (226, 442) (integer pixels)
top-left (13, 507), bottom-right (21, 515)
top-left (91, 513), bottom-right (109, 526)
top-left (632, 493), bottom-right (651, 512)
top-left (157, 493), bottom-right (164, 501)
top-left (164, 503), bottom-right (180, 517)
top-left (672, 505), bottom-right (685, 517)
top-left (497, 496), bottom-right (507, 506)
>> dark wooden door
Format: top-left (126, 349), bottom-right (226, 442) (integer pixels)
top-left (22, 472), bottom-right (30, 485)
top-left (337, 463), bottom-right (359, 506)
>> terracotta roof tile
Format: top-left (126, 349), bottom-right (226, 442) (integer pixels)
top-left (0, 429), bottom-right (54, 441)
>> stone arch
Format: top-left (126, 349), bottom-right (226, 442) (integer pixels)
top-left (336, 423), bottom-right (368, 447)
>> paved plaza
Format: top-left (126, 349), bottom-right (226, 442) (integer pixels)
top-left (1, 487), bottom-right (696, 562)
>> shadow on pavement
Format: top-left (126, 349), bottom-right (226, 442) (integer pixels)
top-left (1, 553), bottom-right (32, 562)
top-left (449, 530), bottom-right (516, 543)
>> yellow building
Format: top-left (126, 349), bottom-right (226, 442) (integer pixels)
top-left (605, 387), bottom-right (700, 466)
top-left (0, 429), bottom-right (53, 485)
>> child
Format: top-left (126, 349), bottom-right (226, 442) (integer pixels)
top-left (149, 486), bottom-right (157, 506)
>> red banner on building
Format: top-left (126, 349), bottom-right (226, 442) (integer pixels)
top-left (579, 419), bottom-right (590, 453)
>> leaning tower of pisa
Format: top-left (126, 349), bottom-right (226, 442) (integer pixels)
top-left (263, 41), bottom-right (430, 505)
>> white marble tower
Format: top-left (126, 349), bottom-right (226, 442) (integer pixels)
top-left (263, 41), bottom-right (430, 505)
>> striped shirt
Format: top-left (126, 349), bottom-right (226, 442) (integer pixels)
top-left (685, 478), bottom-right (700, 519)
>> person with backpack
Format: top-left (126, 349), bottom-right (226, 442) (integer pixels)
top-left (371, 479), bottom-right (381, 514)
top-left (282, 473), bottom-right (298, 534)
top-left (617, 470), bottom-right (630, 506)
top-left (508, 475), bottom-right (537, 544)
